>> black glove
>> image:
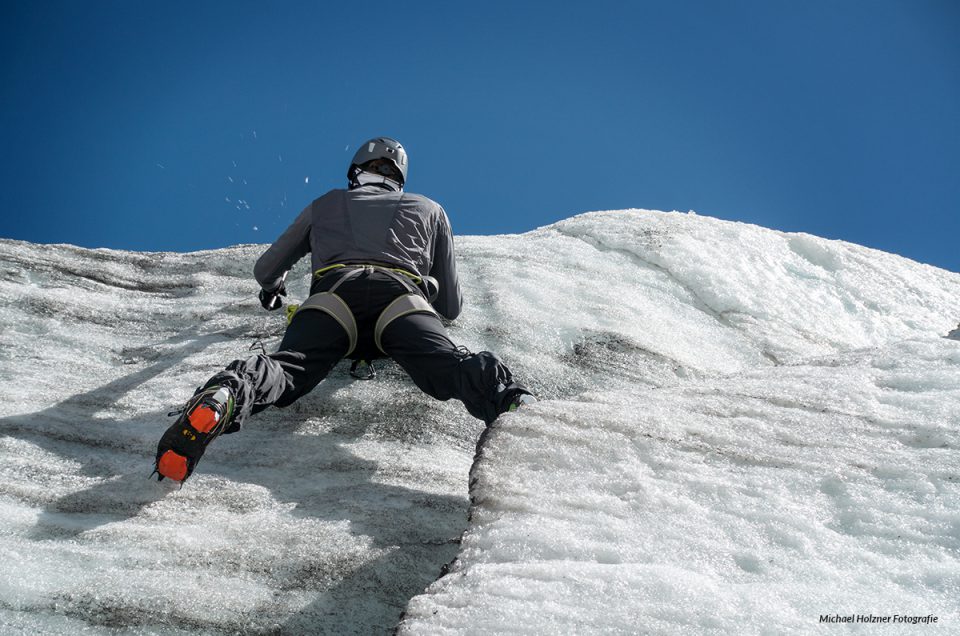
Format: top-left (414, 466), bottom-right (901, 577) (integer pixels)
top-left (258, 284), bottom-right (286, 311)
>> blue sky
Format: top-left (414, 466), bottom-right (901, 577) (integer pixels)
top-left (2, 0), bottom-right (958, 271)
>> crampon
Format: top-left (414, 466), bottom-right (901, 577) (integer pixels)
top-left (153, 386), bottom-right (235, 483)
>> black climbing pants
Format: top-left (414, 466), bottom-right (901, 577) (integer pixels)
top-left (202, 269), bottom-right (527, 429)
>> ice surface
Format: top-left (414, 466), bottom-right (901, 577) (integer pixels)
top-left (1, 209), bottom-right (959, 634)
top-left (402, 340), bottom-right (960, 633)
top-left (0, 240), bottom-right (477, 634)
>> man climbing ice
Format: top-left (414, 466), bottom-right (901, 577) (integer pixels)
top-left (154, 136), bottom-right (535, 482)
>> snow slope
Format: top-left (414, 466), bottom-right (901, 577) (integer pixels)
top-left (1, 209), bottom-right (958, 634)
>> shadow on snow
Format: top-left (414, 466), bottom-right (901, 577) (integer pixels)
top-left (0, 326), bottom-right (468, 635)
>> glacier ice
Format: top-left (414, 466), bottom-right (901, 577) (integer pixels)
top-left (1, 209), bottom-right (958, 634)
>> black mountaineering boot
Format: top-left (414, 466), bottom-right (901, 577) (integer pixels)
top-left (155, 386), bottom-right (235, 483)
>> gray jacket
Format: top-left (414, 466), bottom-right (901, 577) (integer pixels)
top-left (254, 184), bottom-right (463, 320)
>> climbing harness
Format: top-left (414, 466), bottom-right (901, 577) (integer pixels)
top-left (284, 263), bottom-right (439, 359)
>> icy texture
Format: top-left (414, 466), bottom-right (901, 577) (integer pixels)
top-left (1, 209), bottom-right (959, 634)
top-left (0, 241), bottom-right (479, 634)
top-left (403, 341), bottom-right (960, 633)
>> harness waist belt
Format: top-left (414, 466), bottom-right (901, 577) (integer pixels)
top-left (315, 263), bottom-right (422, 285)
